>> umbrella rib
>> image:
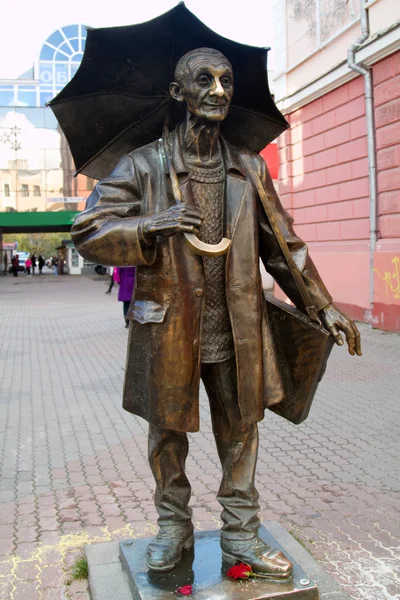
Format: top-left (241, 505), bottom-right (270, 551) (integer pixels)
top-left (128, 63), bottom-right (169, 97)
top-left (75, 97), bottom-right (171, 176)
top-left (169, 5), bottom-right (182, 82)
top-left (130, 122), bottom-right (160, 139)
top-left (126, 92), bottom-right (168, 100)
top-left (230, 103), bottom-right (288, 126)
top-left (50, 91), bottom-right (168, 105)
top-left (121, 94), bottom-right (161, 136)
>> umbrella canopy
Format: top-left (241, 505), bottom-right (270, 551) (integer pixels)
top-left (49, 2), bottom-right (289, 180)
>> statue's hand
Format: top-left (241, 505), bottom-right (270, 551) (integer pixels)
top-left (142, 204), bottom-right (202, 240)
top-left (320, 304), bottom-right (362, 356)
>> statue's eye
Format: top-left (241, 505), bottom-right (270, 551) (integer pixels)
top-left (221, 77), bottom-right (232, 87)
top-left (197, 75), bottom-right (210, 86)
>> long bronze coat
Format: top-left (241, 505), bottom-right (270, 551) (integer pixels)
top-left (71, 127), bottom-right (332, 432)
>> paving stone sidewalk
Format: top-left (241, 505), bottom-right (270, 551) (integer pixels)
top-left (0, 274), bottom-right (399, 600)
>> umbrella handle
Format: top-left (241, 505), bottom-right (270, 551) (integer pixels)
top-left (183, 233), bottom-right (231, 257)
top-left (162, 135), bottom-right (231, 258)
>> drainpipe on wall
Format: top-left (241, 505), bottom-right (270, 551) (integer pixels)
top-left (347, 0), bottom-right (378, 309)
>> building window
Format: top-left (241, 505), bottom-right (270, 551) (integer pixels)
top-left (4, 184), bottom-right (10, 197)
top-left (0, 89), bottom-right (14, 106)
top-left (38, 25), bottom-right (87, 105)
top-left (16, 90), bottom-right (37, 107)
top-left (21, 184), bottom-right (29, 197)
top-left (71, 248), bottom-right (79, 267)
top-left (86, 177), bottom-right (94, 191)
top-left (33, 185), bottom-right (41, 197)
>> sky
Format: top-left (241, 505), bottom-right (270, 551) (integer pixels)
top-left (0, 0), bottom-right (275, 79)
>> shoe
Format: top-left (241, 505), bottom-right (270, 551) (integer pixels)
top-left (221, 536), bottom-right (293, 581)
top-left (146, 524), bottom-right (194, 571)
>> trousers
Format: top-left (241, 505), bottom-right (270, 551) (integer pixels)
top-left (148, 357), bottom-right (261, 540)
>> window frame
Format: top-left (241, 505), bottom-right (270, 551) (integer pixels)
top-left (21, 184), bottom-right (29, 197)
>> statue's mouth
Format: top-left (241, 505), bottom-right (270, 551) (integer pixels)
top-left (203, 102), bottom-right (226, 108)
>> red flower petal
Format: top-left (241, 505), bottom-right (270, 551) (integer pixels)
top-left (177, 585), bottom-right (193, 596)
top-left (227, 563), bottom-right (252, 579)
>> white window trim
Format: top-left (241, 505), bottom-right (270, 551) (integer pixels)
top-left (364, 0), bottom-right (379, 7)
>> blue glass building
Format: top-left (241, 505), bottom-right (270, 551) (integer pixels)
top-left (0, 25), bottom-right (91, 214)
top-left (0, 24), bottom-right (87, 108)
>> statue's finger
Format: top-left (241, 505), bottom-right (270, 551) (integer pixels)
top-left (156, 223), bottom-right (178, 236)
top-left (184, 217), bottom-right (202, 227)
top-left (345, 332), bottom-right (356, 355)
top-left (353, 324), bottom-right (362, 356)
top-left (180, 206), bottom-right (203, 219)
top-left (338, 321), bottom-right (356, 355)
top-left (178, 214), bottom-right (201, 225)
top-left (179, 225), bottom-right (200, 235)
top-left (328, 325), bottom-right (344, 346)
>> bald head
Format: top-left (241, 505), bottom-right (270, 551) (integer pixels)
top-left (174, 48), bottom-right (232, 86)
top-left (170, 48), bottom-right (234, 122)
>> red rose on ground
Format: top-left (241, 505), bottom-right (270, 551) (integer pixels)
top-left (227, 563), bottom-right (253, 579)
top-left (177, 585), bottom-right (193, 596)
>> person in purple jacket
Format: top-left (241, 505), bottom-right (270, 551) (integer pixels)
top-left (114, 266), bottom-right (136, 328)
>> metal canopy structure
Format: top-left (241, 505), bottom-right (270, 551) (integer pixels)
top-left (0, 211), bottom-right (78, 233)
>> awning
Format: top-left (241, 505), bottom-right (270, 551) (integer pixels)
top-left (0, 211), bottom-right (79, 233)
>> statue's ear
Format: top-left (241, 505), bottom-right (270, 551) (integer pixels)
top-left (169, 82), bottom-right (184, 102)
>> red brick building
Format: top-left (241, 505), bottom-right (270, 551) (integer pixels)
top-left (272, 0), bottom-right (400, 331)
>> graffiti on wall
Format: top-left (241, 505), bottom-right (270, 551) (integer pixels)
top-left (319, 0), bottom-right (359, 44)
top-left (373, 257), bottom-right (400, 300)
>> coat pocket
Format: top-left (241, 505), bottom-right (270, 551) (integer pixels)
top-left (130, 300), bottom-right (168, 324)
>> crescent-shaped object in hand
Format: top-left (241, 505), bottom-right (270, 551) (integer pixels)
top-left (162, 136), bottom-right (231, 257)
top-left (183, 233), bottom-right (231, 257)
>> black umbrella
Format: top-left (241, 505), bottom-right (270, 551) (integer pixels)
top-left (49, 2), bottom-right (289, 180)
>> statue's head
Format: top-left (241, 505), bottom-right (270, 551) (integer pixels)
top-left (170, 48), bottom-right (233, 122)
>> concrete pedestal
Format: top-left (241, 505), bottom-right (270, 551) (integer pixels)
top-left (85, 521), bottom-right (352, 600)
top-left (119, 525), bottom-right (318, 599)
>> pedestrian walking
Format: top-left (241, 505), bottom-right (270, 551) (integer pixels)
top-left (52, 256), bottom-right (58, 276)
top-left (3, 253), bottom-right (7, 275)
top-left (114, 267), bottom-right (136, 327)
top-left (31, 254), bottom-right (36, 275)
top-left (105, 266), bottom-right (115, 294)
top-left (38, 255), bottom-right (45, 275)
top-left (25, 257), bottom-right (32, 276)
top-left (11, 255), bottom-right (19, 277)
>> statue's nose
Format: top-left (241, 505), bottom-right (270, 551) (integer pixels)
top-left (210, 78), bottom-right (225, 97)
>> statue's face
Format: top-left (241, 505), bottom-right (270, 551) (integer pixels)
top-left (172, 54), bottom-right (234, 122)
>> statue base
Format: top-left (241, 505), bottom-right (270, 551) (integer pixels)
top-left (119, 525), bottom-right (318, 599)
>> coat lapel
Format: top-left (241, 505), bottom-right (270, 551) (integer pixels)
top-left (225, 173), bottom-right (247, 240)
top-left (165, 126), bottom-right (196, 207)
top-left (221, 139), bottom-right (248, 241)
top-left (178, 176), bottom-right (195, 207)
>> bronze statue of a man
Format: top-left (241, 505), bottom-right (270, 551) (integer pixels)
top-left (72, 47), bottom-right (361, 579)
